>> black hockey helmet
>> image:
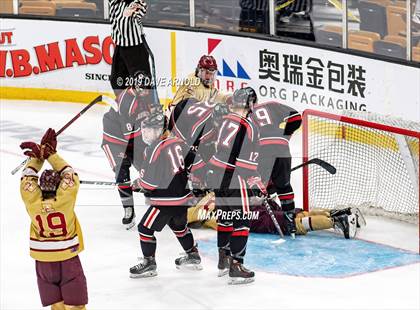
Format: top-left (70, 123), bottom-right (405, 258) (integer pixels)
top-left (232, 87), bottom-right (257, 111)
top-left (212, 103), bottom-right (230, 124)
top-left (142, 112), bottom-right (165, 128)
top-left (133, 70), bottom-right (153, 94)
top-left (141, 112), bottom-right (165, 145)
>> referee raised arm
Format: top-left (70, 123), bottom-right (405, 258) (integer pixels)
top-left (109, 0), bottom-right (152, 96)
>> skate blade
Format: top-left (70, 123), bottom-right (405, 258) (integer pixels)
top-left (228, 277), bottom-right (255, 285)
top-left (217, 268), bottom-right (229, 277)
top-left (124, 220), bottom-right (136, 230)
top-left (129, 270), bottom-right (157, 278)
top-left (272, 238), bottom-right (286, 244)
top-left (352, 208), bottom-right (367, 227)
top-left (176, 263), bottom-right (203, 271)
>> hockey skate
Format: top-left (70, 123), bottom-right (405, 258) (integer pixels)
top-left (284, 211), bottom-right (297, 239)
top-left (175, 247), bottom-right (203, 271)
top-left (122, 206), bottom-right (136, 230)
top-left (351, 207), bottom-right (367, 228)
top-left (330, 207), bottom-right (352, 218)
top-left (217, 248), bottom-right (232, 277)
top-left (129, 256), bottom-right (157, 278)
top-left (228, 260), bottom-right (255, 285)
top-left (333, 213), bottom-right (357, 239)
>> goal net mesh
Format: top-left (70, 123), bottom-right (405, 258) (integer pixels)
top-left (303, 110), bottom-right (420, 224)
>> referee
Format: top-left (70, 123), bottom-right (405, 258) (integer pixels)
top-left (109, 0), bottom-right (152, 96)
top-left (239, 0), bottom-right (269, 33)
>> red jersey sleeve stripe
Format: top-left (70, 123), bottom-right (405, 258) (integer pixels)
top-left (286, 115), bottom-right (302, 123)
top-left (191, 160), bottom-right (206, 171)
top-left (140, 180), bottom-right (158, 190)
top-left (103, 133), bottom-right (128, 145)
top-left (236, 159), bottom-right (258, 171)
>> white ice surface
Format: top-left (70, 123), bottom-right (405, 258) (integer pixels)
top-left (0, 100), bottom-right (419, 310)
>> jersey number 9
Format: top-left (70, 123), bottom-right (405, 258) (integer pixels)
top-left (254, 107), bottom-right (272, 126)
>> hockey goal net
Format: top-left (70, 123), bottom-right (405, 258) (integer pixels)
top-left (302, 109), bottom-right (420, 249)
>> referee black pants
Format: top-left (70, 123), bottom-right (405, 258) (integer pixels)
top-left (110, 44), bottom-right (151, 96)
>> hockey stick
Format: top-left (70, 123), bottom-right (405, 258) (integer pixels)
top-left (291, 158), bottom-right (336, 174)
top-left (262, 199), bottom-right (286, 244)
top-left (11, 95), bottom-right (103, 175)
top-left (137, 21), bottom-right (160, 109)
top-left (80, 180), bottom-right (118, 186)
top-left (80, 180), bottom-right (145, 193)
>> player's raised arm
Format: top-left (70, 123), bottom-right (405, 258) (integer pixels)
top-left (19, 144), bottom-right (45, 205)
top-left (18, 128), bottom-right (88, 309)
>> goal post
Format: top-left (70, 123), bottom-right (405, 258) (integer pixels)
top-left (302, 109), bottom-right (420, 252)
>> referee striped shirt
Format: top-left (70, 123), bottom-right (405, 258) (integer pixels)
top-left (110, 0), bottom-right (143, 46)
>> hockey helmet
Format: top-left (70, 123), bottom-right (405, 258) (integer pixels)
top-left (212, 103), bottom-right (230, 125)
top-left (198, 55), bottom-right (218, 71)
top-left (231, 87), bottom-right (257, 111)
top-left (39, 169), bottom-right (61, 192)
top-left (197, 55), bottom-right (217, 86)
top-left (141, 112), bottom-right (165, 145)
top-left (133, 71), bottom-right (153, 95)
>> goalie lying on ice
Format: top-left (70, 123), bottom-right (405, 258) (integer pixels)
top-left (187, 193), bottom-right (366, 239)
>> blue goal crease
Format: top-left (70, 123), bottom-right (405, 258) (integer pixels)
top-left (197, 231), bottom-right (420, 278)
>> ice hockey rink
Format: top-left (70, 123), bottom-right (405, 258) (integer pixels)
top-left (1, 99), bottom-right (419, 310)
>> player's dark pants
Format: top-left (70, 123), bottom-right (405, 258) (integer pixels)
top-left (138, 205), bottom-right (195, 258)
top-left (110, 44), bottom-right (151, 96)
top-left (102, 142), bottom-right (137, 211)
top-left (36, 255), bottom-right (88, 307)
top-left (102, 142), bottom-right (145, 215)
top-left (258, 145), bottom-right (295, 212)
top-left (214, 174), bottom-right (252, 264)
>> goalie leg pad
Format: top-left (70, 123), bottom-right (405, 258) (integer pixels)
top-left (296, 215), bottom-right (334, 235)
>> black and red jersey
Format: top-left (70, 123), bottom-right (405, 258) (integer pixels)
top-left (168, 99), bottom-right (216, 148)
top-left (102, 88), bottom-right (153, 146)
top-left (251, 101), bottom-right (301, 147)
top-left (138, 136), bottom-right (205, 206)
top-left (209, 113), bottom-right (260, 180)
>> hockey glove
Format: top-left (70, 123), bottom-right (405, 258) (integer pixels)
top-left (267, 193), bottom-right (282, 211)
top-left (131, 178), bottom-right (145, 193)
top-left (20, 142), bottom-right (42, 159)
top-left (246, 176), bottom-right (267, 197)
top-left (40, 128), bottom-right (57, 159)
